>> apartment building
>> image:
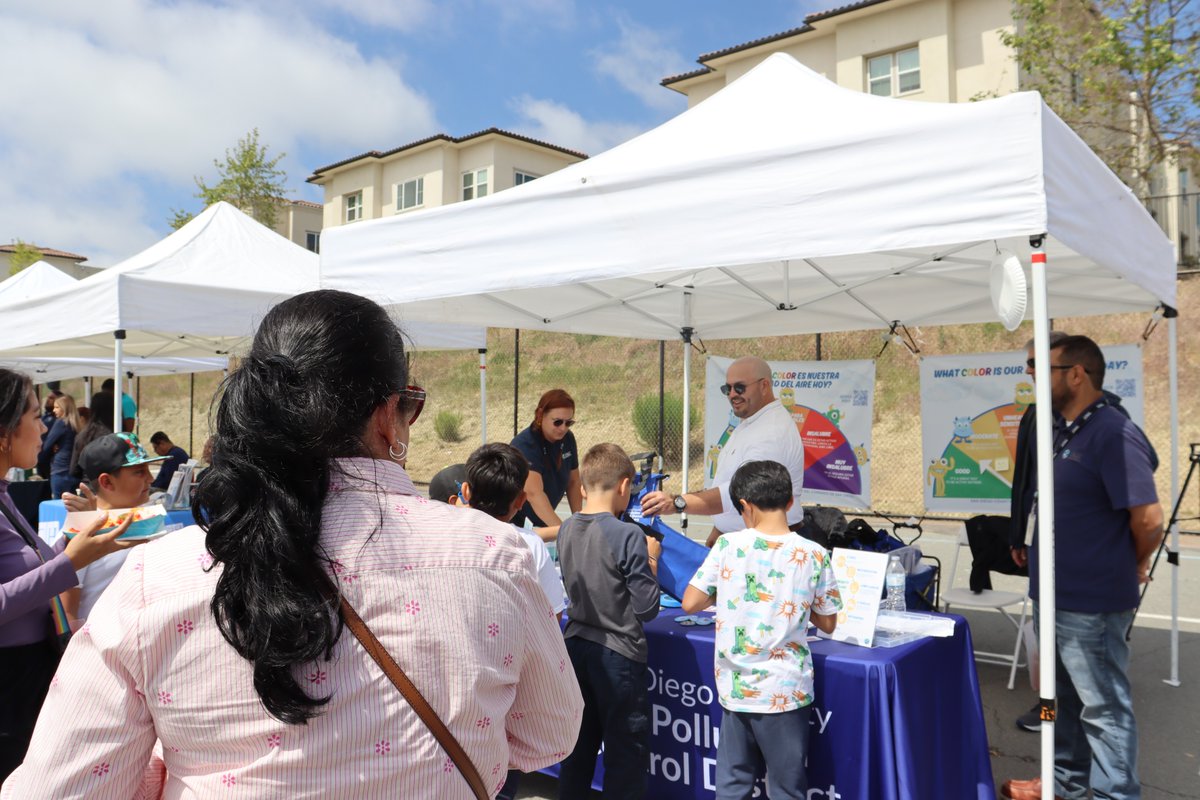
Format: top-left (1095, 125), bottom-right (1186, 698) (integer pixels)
top-left (0, 244), bottom-right (95, 279)
top-left (307, 128), bottom-right (587, 229)
top-left (273, 199), bottom-right (324, 254)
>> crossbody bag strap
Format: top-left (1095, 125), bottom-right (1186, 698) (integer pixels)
top-left (335, 593), bottom-right (490, 800)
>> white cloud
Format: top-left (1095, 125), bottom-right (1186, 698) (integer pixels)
top-left (306, 0), bottom-right (437, 32)
top-left (509, 95), bottom-right (644, 156)
top-left (0, 1), bottom-right (439, 265)
top-left (592, 15), bottom-right (691, 112)
top-left (481, 0), bottom-right (576, 31)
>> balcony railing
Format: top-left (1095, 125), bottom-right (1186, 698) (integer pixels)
top-left (1144, 192), bottom-right (1200, 268)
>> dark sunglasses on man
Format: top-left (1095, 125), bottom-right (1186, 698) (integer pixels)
top-left (720, 380), bottom-right (760, 396)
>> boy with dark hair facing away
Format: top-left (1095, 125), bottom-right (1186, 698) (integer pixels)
top-left (683, 460), bottom-right (842, 800)
top-left (556, 443), bottom-right (662, 799)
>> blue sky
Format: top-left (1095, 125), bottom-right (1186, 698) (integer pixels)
top-left (0, 1), bottom-right (824, 265)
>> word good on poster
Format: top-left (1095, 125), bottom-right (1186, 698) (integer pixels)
top-left (919, 344), bottom-right (1143, 513)
top-left (705, 356), bottom-right (875, 508)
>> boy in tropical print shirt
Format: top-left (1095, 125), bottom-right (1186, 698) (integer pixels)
top-left (683, 459), bottom-right (841, 800)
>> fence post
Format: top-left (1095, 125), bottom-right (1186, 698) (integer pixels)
top-left (815, 332), bottom-right (823, 361)
top-left (658, 341), bottom-right (666, 459)
top-left (513, 329), bottom-right (520, 437)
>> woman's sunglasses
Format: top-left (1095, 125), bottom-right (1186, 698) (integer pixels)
top-left (552, 418), bottom-right (575, 428)
top-left (399, 385), bottom-right (426, 424)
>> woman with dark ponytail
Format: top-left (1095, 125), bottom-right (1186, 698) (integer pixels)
top-left (4, 290), bottom-right (583, 798)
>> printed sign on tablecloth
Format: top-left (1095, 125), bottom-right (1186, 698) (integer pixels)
top-left (829, 548), bottom-right (888, 648)
top-left (704, 356), bottom-right (875, 508)
top-left (919, 344), bottom-right (1144, 514)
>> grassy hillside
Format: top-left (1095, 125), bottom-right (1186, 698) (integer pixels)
top-left (46, 277), bottom-right (1198, 522)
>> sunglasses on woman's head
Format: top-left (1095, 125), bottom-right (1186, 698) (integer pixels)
top-left (399, 385), bottom-right (426, 424)
top-left (551, 418), bottom-right (575, 428)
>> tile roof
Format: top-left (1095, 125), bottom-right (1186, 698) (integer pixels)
top-left (0, 244), bottom-right (87, 261)
top-left (662, 0), bottom-right (898, 86)
top-left (308, 128), bottom-right (588, 181)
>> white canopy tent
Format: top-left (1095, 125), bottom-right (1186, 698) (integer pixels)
top-left (321, 54), bottom-right (1181, 793)
top-left (0, 355), bottom-right (228, 383)
top-left (0, 261), bottom-right (77, 303)
top-left (0, 202), bottom-right (489, 437)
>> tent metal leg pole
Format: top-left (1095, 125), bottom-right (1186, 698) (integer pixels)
top-left (680, 292), bottom-right (693, 533)
top-left (83, 376), bottom-right (92, 406)
top-left (189, 373), bottom-right (196, 456)
top-left (113, 331), bottom-right (126, 431)
top-left (1030, 244), bottom-right (1057, 800)
top-left (1166, 316), bottom-right (1180, 687)
top-left (479, 347), bottom-right (488, 445)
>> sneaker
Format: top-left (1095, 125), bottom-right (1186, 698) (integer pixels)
top-left (1016, 703), bottom-right (1041, 733)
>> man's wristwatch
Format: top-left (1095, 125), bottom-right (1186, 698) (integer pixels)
top-left (672, 494), bottom-right (687, 512)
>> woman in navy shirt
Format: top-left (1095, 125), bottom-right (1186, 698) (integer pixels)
top-left (40, 393), bottom-right (81, 498)
top-left (510, 388), bottom-right (582, 527)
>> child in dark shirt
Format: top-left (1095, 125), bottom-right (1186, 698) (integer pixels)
top-left (556, 443), bottom-right (661, 799)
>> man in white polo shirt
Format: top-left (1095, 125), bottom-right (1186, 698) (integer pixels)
top-left (641, 356), bottom-right (805, 547)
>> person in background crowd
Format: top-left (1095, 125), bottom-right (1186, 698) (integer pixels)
top-left (556, 443), bottom-right (660, 800)
top-left (40, 394), bottom-right (82, 498)
top-left (100, 378), bottom-right (136, 433)
top-left (683, 460), bottom-right (841, 800)
top-left (148, 431), bottom-right (189, 491)
top-left (641, 356), bottom-right (805, 548)
top-left (68, 392), bottom-right (114, 484)
top-left (510, 389), bottom-right (582, 532)
top-left (0, 368), bottom-right (140, 782)
top-left (2, 290), bottom-right (582, 798)
top-left (34, 391), bottom-right (63, 479)
top-left (58, 433), bottom-right (166, 627)
top-left (1002, 335), bottom-right (1163, 800)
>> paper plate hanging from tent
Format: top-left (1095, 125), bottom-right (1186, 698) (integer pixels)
top-left (989, 250), bottom-right (1027, 331)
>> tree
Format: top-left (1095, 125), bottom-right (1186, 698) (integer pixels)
top-left (8, 240), bottom-right (43, 276)
top-left (169, 128), bottom-right (288, 229)
top-left (1000, 0), bottom-right (1200, 195)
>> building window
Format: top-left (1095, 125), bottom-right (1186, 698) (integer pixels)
top-left (867, 47), bottom-right (920, 97)
top-left (462, 168), bottom-right (489, 200)
top-left (345, 192), bottom-right (362, 223)
top-left (396, 177), bottom-right (424, 212)
top-left (305, 231), bottom-right (320, 253)
top-left (515, 170), bottom-right (539, 186)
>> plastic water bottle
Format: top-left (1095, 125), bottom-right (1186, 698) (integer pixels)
top-left (884, 554), bottom-right (907, 612)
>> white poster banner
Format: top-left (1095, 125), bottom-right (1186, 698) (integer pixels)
top-left (704, 356), bottom-right (875, 508)
top-left (830, 548), bottom-right (888, 648)
top-left (919, 344), bottom-right (1144, 513)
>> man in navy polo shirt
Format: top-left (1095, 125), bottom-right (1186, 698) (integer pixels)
top-left (1002, 335), bottom-right (1163, 800)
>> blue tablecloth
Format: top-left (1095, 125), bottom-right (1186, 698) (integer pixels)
top-left (36, 499), bottom-right (196, 545)
top-left (545, 612), bottom-right (995, 799)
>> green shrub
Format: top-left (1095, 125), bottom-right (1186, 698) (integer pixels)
top-left (433, 409), bottom-right (465, 443)
top-left (631, 393), bottom-right (699, 464)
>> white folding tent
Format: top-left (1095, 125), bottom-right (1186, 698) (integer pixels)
top-left (0, 355), bottom-right (228, 383)
top-left (0, 261), bottom-right (77, 303)
top-left (320, 54), bottom-right (1181, 793)
top-left (0, 202), bottom-right (489, 438)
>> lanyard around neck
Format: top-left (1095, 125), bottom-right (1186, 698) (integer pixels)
top-left (1052, 399), bottom-right (1108, 459)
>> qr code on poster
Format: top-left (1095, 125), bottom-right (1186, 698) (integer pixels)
top-left (853, 390), bottom-right (868, 406)
top-left (1114, 379), bottom-right (1135, 398)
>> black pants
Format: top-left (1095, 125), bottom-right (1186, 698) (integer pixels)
top-left (558, 637), bottom-right (650, 799)
top-left (0, 639), bottom-right (60, 782)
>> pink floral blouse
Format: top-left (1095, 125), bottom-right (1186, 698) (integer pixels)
top-left (2, 459), bottom-right (582, 798)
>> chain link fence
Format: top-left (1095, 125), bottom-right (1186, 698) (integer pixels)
top-left (44, 276), bottom-right (1194, 530)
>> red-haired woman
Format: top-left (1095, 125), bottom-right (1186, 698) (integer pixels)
top-left (509, 389), bottom-right (582, 528)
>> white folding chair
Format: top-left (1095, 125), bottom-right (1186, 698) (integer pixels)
top-left (941, 523), bottom-right (1028, 690)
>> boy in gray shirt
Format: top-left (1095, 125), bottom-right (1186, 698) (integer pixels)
top-left (557, 443), bottom-right (661, 799)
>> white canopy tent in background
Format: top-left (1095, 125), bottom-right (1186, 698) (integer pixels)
top-left (0, 202), bottom-right (491, 439)
top-left (0, 355), bottom-right (228, 383)
top-left (321, 54), bottom-right (1181, 794)
top-left (0, 261), bottom-right (76, 303)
